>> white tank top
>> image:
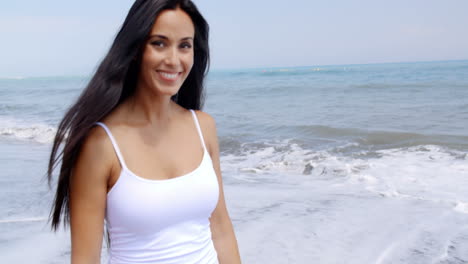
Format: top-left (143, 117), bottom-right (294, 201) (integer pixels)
top-left (95, 110), bottom-right (220, 264)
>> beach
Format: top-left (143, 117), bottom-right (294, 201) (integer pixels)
top-left (1, 60), bottom-right (468, 263)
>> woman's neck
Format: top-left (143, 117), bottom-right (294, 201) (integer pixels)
top-left (124, 87), bottom-right (178, 128)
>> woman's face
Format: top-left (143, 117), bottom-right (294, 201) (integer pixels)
top-left (138, 8), bottom-right (195, 97)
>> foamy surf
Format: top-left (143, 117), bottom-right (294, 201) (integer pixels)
top-left (222, 143), bottom-right (468, 263)
top-left (454, 202), bottom-right (468, 214)
top-left (0, 117), bottom-right (56, 144)
top-left (221, 142), bottom-right (468, 210)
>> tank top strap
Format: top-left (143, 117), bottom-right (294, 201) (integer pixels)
top-left (189, 109), bottom-right (207, 151)
top-left (95, 122), bottom-right (128, 170)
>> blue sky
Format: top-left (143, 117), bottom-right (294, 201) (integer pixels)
top-left (1, 0), bottom-right (467, 77)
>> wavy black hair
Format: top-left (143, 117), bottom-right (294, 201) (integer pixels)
top-left (48, 0), bottom-right (209, 230)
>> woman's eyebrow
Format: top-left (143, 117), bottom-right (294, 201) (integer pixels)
top-left (149, 34), bottom-right (193, 41)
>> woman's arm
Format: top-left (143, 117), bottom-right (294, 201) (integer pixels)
top-left (197, 111), bottom-right (241, 264)
top-left (69, 127), bottom-right (114, 264)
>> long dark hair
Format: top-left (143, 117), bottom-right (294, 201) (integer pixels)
top-left (47, 0), bottom-right (210, 230)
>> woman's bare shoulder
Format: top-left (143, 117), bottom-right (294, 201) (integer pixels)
top-left (193, 110), bottom-right (216, 132)
top-left (82, 125), bottom-right (114, 154)
top-left (73, 125), bottom-right (116, 182)
top-left (192, 110), bottom-right (218, 153)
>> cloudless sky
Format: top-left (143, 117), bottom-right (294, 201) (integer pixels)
top-left (1, 0), bottom-right (467, 77)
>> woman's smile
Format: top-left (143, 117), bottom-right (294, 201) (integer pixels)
top-left (156, 70), bottom-right (182, 82)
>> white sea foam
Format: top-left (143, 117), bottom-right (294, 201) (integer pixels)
top-left (222, 142), bottom-right (468, 212)
top-left (0, 117), bottom-right (56, 144)
top-left (355, 145), bottom-right (468, 211)
top-left (219, 142), bottom-right (468, 263)
top-left (454, 201), bottom-right (468, 214)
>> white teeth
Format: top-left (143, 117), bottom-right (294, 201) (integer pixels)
top-left (160, 72), bottom-right (178, 80)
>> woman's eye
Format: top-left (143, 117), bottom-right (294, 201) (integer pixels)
top-left (180, 42), bottom-right (192, 49)
top-left (151, 41), bottom-right (165, 47)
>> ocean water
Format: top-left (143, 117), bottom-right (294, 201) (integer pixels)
top-left (1, 60), bottom-right (467, 263)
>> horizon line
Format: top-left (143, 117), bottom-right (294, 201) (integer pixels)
top-left (1, 58), bottom-right (467, 79)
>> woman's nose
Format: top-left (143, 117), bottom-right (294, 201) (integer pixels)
top-left (164, 47), bottom-right (179, 66)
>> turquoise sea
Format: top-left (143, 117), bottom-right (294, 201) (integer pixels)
top-left (1, 60), bottom-right (468, 263)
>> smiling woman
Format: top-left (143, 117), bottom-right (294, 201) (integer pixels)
top-left (140, 9), bottom-right (195, 97)
top-left (47, 0), bottom-right (241, 263)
